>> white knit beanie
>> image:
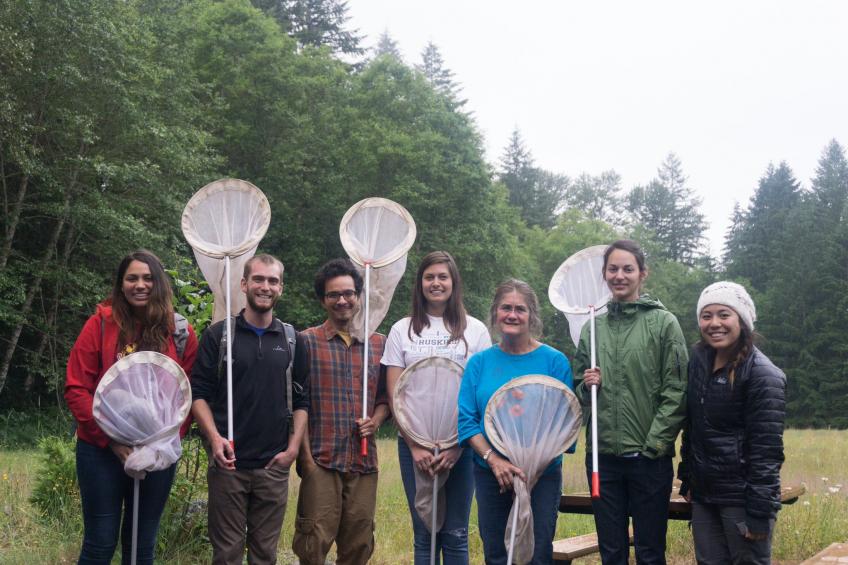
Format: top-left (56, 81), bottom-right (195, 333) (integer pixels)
top-left (696, 281), bottom-right (757, 330)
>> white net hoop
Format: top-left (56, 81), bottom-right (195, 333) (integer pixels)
top-left (181, 178), bottom-right (271, 259)
top-left (339, 197), bottom-right (416, 340)
top-left (484, 375), bottom-right (582, 565)
top-left (181, 178), bottom-right (271, 322)
top-left (339, 197), bottom-right (416, 268)
top-left (548, 244), bottom-right (611, 346)
top-left (393, 356), bottom-right (464, 450)
top-left (393, 356), bottom-right (464, 532)
top-left (93, 351), bottom-right (192, 479)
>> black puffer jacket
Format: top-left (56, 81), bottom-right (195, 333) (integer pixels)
top-left (678, 345), bottom-right (785, 531)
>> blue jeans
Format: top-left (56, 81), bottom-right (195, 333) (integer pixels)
top-left (473, 462), bottom-right (562, 565)
top-left (76, 438), bottom-right (176, 565)
top-left (398, 437), bottom-right (474, 565)
top-left (586, 453), bottom-right (673, 565)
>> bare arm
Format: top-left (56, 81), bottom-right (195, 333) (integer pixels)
top-left (466, 433), bottom-right (526, 492)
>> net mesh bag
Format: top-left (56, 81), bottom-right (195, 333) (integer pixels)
top-left (181, 178), bottom-right (271, 323)
top-left (548, 244), bottom-right (611, 346)
top-left (93, 351), bottom-right (192, 479)
top-left (392, 357), bottom-right (464, 532)
top-left (339, 197), bottom-right (416, 340)
top-left (484, 375), bottom-right (582, 565)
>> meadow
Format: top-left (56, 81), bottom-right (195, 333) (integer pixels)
top-left (0, 429), bottom-right (845, 564)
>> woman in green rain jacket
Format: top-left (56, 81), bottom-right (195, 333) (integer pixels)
top-left (573, 239), bottom-right (688, 565)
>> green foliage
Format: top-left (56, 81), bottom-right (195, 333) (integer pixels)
top-left (499, 129), bottom-right (569, 229)
top-left (157, 434), bottom-right (210, 560)
top-left (167, 262), bottom-right (215, 336)
top-left (29, 436), bottom-right (82, 530)
top-left (626, 153), bottom-right (706, 265)
top-left (0, 407), bottom-right (71, 449)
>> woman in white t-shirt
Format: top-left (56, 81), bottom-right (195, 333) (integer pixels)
top-left (384, 251), bottom-right (491, 565)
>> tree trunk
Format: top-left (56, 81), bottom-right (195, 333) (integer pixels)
top-left (0, 174), bottom-right (29, 271)
top-left (0, 190), bottom-right (70, 397)
top-left (25, 223), bottom-right (76, 393)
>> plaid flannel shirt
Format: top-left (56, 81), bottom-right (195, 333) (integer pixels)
top-left (302, 320), bottom-right (387, 474)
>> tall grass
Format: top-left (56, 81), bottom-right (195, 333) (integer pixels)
top-left (1, 429), bottom-right (845, 563)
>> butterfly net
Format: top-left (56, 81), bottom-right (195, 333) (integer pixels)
top-left (392, 357), bottom-right (464, 531)
top-left (548, 245), bottom-right (611, 346)
top-left (484, 375), bottom-right (582, 565)
top-left (339, 197), bottom-right (416, 340)
top-left (93, 351), bottom-right (192, 479)
top-left (181, 178), bottom-right (271, 322)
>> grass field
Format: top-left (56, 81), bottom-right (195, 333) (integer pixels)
top-left (1, 429), bottom-right (846, 564)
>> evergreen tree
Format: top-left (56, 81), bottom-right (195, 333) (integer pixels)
top-left (416, 41), bottom-right (466, 107)
top-left (724, 162), bottom-right (801, 291)
top-left (373, 30), bottom-right (402, 60)
top-left (252, 0), bottom-right (363, 54)
top-left (498, 129), bottom-right (568, 229)
top-left (626, 153), bottom-right (706, 265)
top-left (811, 139), bottom-right (848, 223)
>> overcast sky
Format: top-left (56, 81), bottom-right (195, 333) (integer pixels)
top-left (346, 0), bottom-right (848, 255)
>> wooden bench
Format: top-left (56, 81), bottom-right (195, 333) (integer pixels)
top-left (800, 541), bottom-right (848, 564)
top-left (552, 529), bottom-right (633, 564)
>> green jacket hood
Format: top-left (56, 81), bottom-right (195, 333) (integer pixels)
top-left (607, 294), bottom-right (667, 315)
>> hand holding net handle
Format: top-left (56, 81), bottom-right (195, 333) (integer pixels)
top-left (590, 305), bottom-right (600, 499)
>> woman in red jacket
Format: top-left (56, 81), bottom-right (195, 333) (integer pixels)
top-left (65, 250), bottom-right (197, 565)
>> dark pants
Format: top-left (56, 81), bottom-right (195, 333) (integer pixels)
top-left (691, 502), bottom-right (774, 565)
top-left (76, 438), bottom-right (176, 565)
top-left (474, 463), bottom-right (561, 565)
top-left (207, 464), bottom-right (290, 564)
top-left (586, 454), bottom-right (673, 565)
top-left (398, 437), bottom-right (474, 565)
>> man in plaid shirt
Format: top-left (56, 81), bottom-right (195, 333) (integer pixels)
top-left (293, 258), bottom-right (389, 565)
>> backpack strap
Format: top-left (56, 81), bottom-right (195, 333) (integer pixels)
top-left (173, 313), bottom-right (189, 360)
top-left (281, 320), bottom-right (297, 434)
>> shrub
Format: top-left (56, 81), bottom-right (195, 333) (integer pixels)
top-left (29, 436), bottom-right (82, 531)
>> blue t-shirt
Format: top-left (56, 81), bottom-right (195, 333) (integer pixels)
top-left (458, 343), bottom-right (575, 472)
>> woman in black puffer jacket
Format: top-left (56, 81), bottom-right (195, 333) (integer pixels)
top-left (678, 281), bottom-right (786, 565)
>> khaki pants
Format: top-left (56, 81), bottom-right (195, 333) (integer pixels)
top-left (292, 462), bottom-right (378, 565)
top-left (207, 464), bottom-right (290, 565)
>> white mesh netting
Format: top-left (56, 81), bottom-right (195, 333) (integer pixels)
top-left (181, 178), bottom-right (271, 323)
top-left (548, 245), bottom-right (611, 346)
top-left (93, 351), bottom-right (191, 479)
top-left (339, 197), bottom-right (416, 341)
top-left (393, 356), bottom-right (464, 532)
top-left (484, 375), bottom-right (582, 565)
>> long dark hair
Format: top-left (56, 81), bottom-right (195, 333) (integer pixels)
top-left (409, 251), bottom-right (468, 348)
top-left (110, 250), bottom-right (174, 353)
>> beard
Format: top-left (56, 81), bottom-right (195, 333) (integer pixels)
top-left (246, 291), bottom-right (279, 313)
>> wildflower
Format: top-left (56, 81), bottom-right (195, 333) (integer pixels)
top-left (2, 472), bottom-right (7, 481)
top-left (822, 477), bottom-right (830, 482)
top-left (803, 501), bottom-right (811, 506)
top-left (828, 487), bottom-right (840, 494)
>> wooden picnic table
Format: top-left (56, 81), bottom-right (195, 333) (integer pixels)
top-left (800, 542), bottom-right (848, 564)
top-left (559, 482), bottom-right (805, 521)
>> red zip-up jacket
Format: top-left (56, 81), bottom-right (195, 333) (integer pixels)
top-left (65, 303), bottom-right (198, 448)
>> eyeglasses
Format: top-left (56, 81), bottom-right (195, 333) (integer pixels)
top-left (324, 290), bottom-right (357, 301)
top-left (498, 304), bottom-right (528, 314)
